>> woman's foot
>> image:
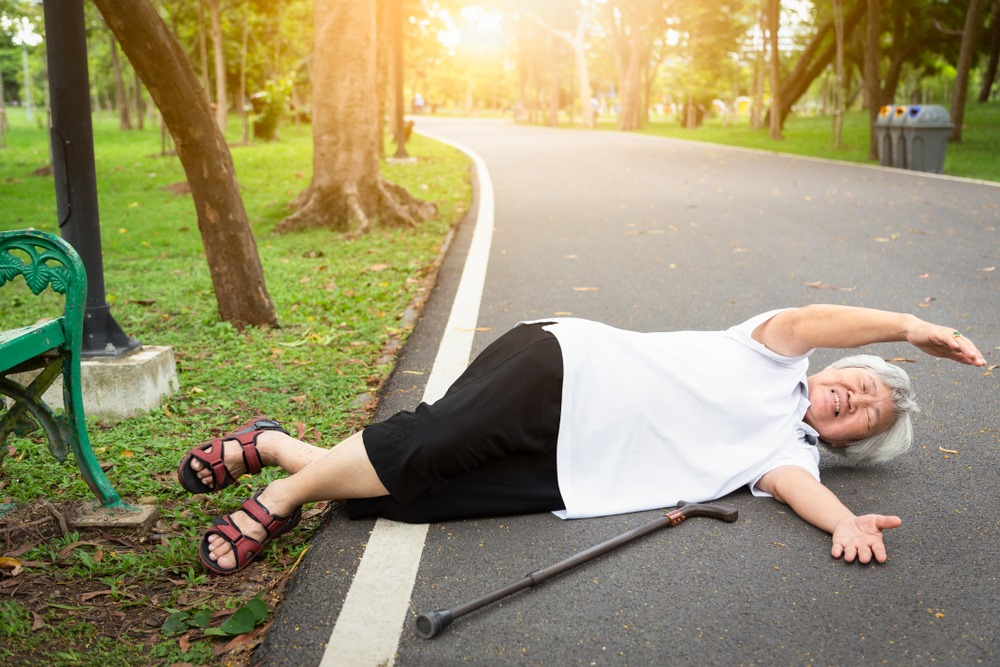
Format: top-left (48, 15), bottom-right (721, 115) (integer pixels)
top-left (177, 417), bottom-right (288, 494)
top-left (199, 483), bottom-right (302, 574)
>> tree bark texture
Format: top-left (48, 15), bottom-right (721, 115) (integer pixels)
top-left (94, 0), bottom-right (278, 328)
top-left (950, 0), bottom-right (985, 141)
top-left (278, 0), bottom-right (433, 234)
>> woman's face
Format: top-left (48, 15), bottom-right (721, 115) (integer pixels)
top-left (805, 366), bottom-right (897, 446)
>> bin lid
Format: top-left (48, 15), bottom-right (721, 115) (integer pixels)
top-left (875, 105), bottom-right (895, 126)
top-left (905, 104), bottom-right (954, 127)
top-left (888, 105), bottom-right (909, 125)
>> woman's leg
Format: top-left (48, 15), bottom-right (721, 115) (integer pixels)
top-left (187, 429), bottom-right (328, 489)
top-left (201, 431), bottom-right (390, 570)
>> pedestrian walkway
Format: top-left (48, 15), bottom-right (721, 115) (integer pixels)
top-left (257, 117), bottom-right (999, 667)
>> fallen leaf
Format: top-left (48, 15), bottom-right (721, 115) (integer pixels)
top-left (917, 297), bottom-right (936, 308)
top-left (884, 357), bottom-right (917, 363)
top-left (289, 395), bottom-right (307, 404)
top-left (918, 273), bottom-right (930, 279)
top-left (81, 589), bottom-right (114, 602)
top-left (365, 264), bottom-right (389, 272)
top-left (979, 266), bottom-right (995, 272)
top-left (939, 447), bottom-right (958, 454)
top-left (803, 281), bottom-right (856, 292)
top-left (0, 557), bottom-right (21, 570)
top-left (57, 540), bottom-right (102, 560)
top-left (31, 611), bottom-right (45, 631)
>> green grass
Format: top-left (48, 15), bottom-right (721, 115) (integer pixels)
top-left (0, 108), bottom-right (470, 664)
top-left (595, 102), bottom-right (1000, 183)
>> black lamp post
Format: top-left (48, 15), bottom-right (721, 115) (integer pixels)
top-left (42, 0), bottom-right (139, 357)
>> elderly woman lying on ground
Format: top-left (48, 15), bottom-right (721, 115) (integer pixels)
top-left (177, 305), bottom-right (986, 575)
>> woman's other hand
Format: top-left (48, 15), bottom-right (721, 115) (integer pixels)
top-left (831, 514), bottom-right (902, 563)
top-left (906, 321), bottom-right (986, 367)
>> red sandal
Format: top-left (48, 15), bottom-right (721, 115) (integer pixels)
top-left (177, 416), bottom-right (288, 494)
top-left (198, 489), bottom-right (302, 575)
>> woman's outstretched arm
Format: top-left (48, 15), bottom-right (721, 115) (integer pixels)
top-left (756, 465), bottom-right (902, 563)
top-left (753, 305), bottom-right (986, 366)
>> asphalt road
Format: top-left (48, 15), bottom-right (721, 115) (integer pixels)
top-left (257, 117), bottom-right (999, 666)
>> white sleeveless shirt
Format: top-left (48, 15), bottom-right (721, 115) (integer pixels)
top-left (525, 310), bottom-right (820, 519)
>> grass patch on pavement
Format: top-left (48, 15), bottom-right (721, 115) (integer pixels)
top-left (0, 109), bottom-right (470, 665)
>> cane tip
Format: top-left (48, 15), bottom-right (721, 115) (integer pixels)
top-left (416, 609), bottom-right (454, 639)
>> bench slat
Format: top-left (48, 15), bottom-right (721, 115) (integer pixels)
top-left (0, 320), bottom-right (66, 371)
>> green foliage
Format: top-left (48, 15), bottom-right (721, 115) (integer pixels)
top-left (251, 77), bottom-right (292, 140)
top-left (0, 106), bottom-right (471, 663)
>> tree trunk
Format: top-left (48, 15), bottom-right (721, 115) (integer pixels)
top-left (109, 32), bottom-right (133, 130)
top-left (978, 0), bottom-right (1000, 102)
top-left (864, 0), bottom-right (881, 160)
top-left (134, 70), bottom-right (145, 130)
top-left (203, 0), bottom-right (228, 132)
top-left (775, 0), bottom-right (867, 126)
top-left (831, 0), bottom-right (845, 148)
top-left (767, 0), bottom-right (783, 140)
top-left (240, 8), bottom-right (250, 144)
top-left (94, 0), bottom-right (277, 328)
top-left (612, 2), bottom-right (645, 131)
top-left (951, 0), bottom-right (985, 141)
top-left (277, 0), bottom-right (433, 235)
top-left (521, 7), bottom-right (594, 128)
top-left (198, 2), bottom-right (210, 95)
top-left (751, 1), bottom-right (766, 129)
top-left (390, 0), bottom-right (409, 157)
top-left (546, 35), bottom-right (560, 126)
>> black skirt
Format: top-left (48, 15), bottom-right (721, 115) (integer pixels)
top-left (346, 323), bottom-right (566, 523)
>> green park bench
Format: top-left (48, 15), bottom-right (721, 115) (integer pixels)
top-left (0, 229), bottom-right (125, 508)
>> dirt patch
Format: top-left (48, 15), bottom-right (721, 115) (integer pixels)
top-left (1, 498), bottom-right (326, 665)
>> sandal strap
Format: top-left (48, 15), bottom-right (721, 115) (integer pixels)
top-left (188, 439), bottom-right (237, 490)
top-left (241, 492), bottom-right (291, 533)
top-left (210, 516), bottom-right (263, 567)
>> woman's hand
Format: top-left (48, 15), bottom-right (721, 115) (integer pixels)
top-left (831, 514), bottom-right (902, 563)
top-left (905, 320), bottom-right (987, 367)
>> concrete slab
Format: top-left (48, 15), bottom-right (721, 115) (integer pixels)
top-left (10, 345), bottom-right (179, 421)
top-left (68, 501), bottom-right (159, 534)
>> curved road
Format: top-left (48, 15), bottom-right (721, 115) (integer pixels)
top-left (258, 117), bottom-right (999, 666)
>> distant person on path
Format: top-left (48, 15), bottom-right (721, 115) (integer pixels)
top-left (177, 305), bottom-right (986, 575)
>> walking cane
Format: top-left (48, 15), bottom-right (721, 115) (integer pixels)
top-left (415, 500), bottom-right (738, 639)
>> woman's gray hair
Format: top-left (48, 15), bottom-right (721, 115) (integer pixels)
top-left (822, 354), bottom-right (920, 464)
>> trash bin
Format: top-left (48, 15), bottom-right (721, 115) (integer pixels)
top-left (874, 105), bottom-right (894, 166)
top-left (903, 105), bottom-right (954, 174)
top-left (888, 105), bottom-right (908, 169)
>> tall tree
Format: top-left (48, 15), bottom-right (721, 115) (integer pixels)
top-left (608, 1), bottom-right (646, 131)
top-left (767, 0), bottom-right (782, 140)
top-left (94, 0), bottom-right (277, 328)
top-left (950, 0), bottom-right (985, 141)
top-left (516, 2), bottom-right (596, 128)
top-left (277, 0), bottom-right (432, 234)
top-left (978, 0), bottom-right (1000, 102)
top-left (108, 31), bottom-right (132, 130)
top-left (772, 0), bottom-right (867, 128)
top-left (202, 0), bottom-right (228, 131)
top-left (864, 0), bottom-right (881, 159)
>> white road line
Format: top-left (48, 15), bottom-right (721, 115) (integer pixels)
top-left (319, 133), bottom-right (495, 666)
